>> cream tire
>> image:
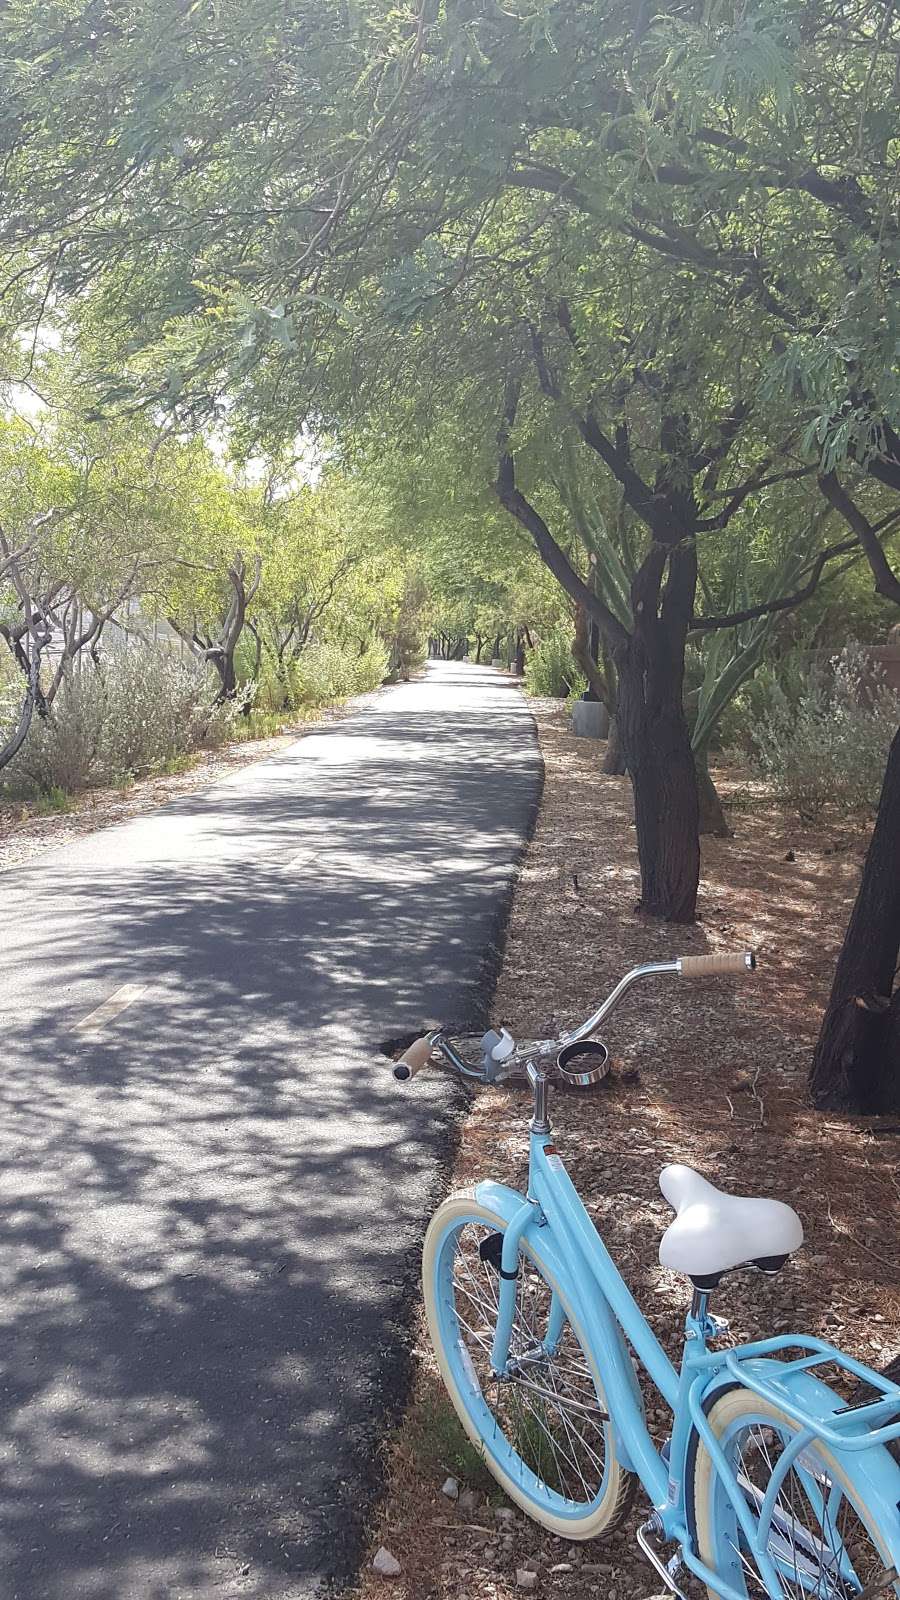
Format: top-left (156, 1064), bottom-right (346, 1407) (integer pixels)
top-left (422, 1188), bottom-right (635, 1539)
top-left (692, 1387), bottom-right (896, 1600)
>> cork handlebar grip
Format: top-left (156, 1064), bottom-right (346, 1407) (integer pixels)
top-left (678, 951), bottom-right (756, 978)
top-left (393, 1035), bottom-right (434, 1081)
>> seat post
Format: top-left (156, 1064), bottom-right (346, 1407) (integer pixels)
top-left (690, 1287), bottom-right (710, 1324)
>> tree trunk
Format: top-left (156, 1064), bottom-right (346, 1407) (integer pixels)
top-left (603, 716), bottom-right (626, 775)
top-left (810, 722), bottom-right (900, 1111)
top-left (514, 630), bottom-right (526, 675)
top-left (572, 603), bottom-right (609, 705)
top-left (209, 648), bottom-right (238, 704)
top-left (615, 635), bottom-right (700, 924)
top-left (474, 635), bottom-right (484, 663)
top-left (494, 435), bottom-right (700, 921)
top-left (0, 652), bottom-right (42, 771)
top-left (695, 751), bottom-right (731, 838)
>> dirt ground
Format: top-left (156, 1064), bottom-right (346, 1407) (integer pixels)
top-left (357, 699), bottom-right (900, 1600)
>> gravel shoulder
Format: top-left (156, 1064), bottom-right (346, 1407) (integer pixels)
top-left (354, 699), bottom-right (897, 1600)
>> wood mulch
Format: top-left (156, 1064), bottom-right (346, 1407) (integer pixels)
top-left (355, 698), bottom-right (899, 1600)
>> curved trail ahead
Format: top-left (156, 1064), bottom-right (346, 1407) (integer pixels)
top-left (0, 661), bottom-right (540, 1600)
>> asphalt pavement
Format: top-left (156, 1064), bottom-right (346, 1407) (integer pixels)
top-left (0, 661), bottom-right (541, 1600)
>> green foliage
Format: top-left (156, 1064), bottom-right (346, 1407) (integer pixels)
top-left (750, 647), bottom-right (900, 819)
top-left (524, 625), bottom-right (584, 701)
top-left (29, 785), bottom-right (72, 815)
top-left (226, 709), bottom-right (293, 742)
top-left (7, 645), bottom-right (225, 794)
top-left (406, 1390), bottom-right (500, 1500)
top-left (278, 638), bottom-right (388, 709)
top-left (2, 0), bottom-right (899, 839)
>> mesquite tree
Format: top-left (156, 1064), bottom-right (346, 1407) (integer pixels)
top-left (2, 0), bottom-right (898, 925)
top-left (170, 552), bottom-right (262, 704)
top-left (0, 520), bottom-right (57, 768)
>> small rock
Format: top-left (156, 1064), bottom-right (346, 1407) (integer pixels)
top-left (458, 1487), bottom-right (481, 1512)
top-left (495, 1506), bottom-right (517, 1524)
top-left (516, 1570), bottom-right (538, 1590)
top-left (373, 1547), bottom-right (401, 1577)
top-left (550, 1563), bottom-right (573, 1574)
top-left (784, 849), bottom-right (796, 862)
top-left (441, 1476), bottom-right (459, 1500)
top-left (522, 1556), bottom-right (541, 1572)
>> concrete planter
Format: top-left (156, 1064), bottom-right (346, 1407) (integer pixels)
top-left (571, 699), bottom-right (610, 739)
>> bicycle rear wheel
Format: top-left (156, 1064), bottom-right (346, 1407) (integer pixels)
top-left (691, 1386), bottom-right (900, 1598)
top-left (422, 1189), bottom-right (635, 1538)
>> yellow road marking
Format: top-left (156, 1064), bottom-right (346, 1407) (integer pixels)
top-left (74, 983), bottom-right (148, 1034)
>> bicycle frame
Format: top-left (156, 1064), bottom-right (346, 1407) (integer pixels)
top-left (486, 1125), bottom-right (900, 1600)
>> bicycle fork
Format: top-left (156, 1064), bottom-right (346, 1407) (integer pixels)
top-left (489, 1197), bottom-right (546, 1375)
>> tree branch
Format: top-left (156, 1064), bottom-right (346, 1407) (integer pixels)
top-left (818, 473), bottom-right (900, 605)
top-left (536, 304), bottom-right (662, 532)
top-left (695, 458), bottom-right (812, 531)
top-left (690, 534), bottom-right (863, 630)
top-left (496, 381), bottom-right (630, 649)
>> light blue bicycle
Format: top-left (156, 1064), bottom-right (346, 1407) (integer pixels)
top-left (396, 952), bottom-right (900, 1600)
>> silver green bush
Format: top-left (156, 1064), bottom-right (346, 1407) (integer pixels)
top-left (751, 645), bottom-right (900, 819)
top-left (9, 643), bottom-right (226, 793)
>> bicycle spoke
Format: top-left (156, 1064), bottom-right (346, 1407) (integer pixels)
top-left (444, 1221), bottom-right (609, 1509)
top-left (723, 1421), bottom-right (895, 1600)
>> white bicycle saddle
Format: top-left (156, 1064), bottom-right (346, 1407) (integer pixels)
top-left (658, 1164), bottom-right (803, 1284)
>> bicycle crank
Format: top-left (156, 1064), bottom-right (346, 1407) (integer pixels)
top-left (636, 1516), bottom-right (689, 1600)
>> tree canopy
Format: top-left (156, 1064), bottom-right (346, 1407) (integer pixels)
top-left (1, 0), bottom-right (899, 1089)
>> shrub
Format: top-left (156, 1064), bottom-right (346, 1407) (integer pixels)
top-left (524, 625), bottom-right (585, 700)
top-left (9, 643), bottom-right (226, 794)
top-left (354, 637), bottom-right (390, 694)
top-left (11, 668), bottom-right (108, 793)
top-left (289, 638), bottom-right (389, 707)
top-left (751, 645), bottom-right (900, 818)
top-left (251, 656), bottom-right (292, 714)
top-left (391, 622), bottom-right (426, 681)
top-left (7, 632), bottom-right (390, 798)
top-left (290, 640), bottom-right (356, 705)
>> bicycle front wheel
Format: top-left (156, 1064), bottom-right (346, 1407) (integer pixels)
top-left (422, 1188), bottom-right (635, 1538)
top-left (691, 1385), bottom-right (900, 1599)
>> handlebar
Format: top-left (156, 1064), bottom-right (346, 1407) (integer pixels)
top-left (393, 1034), bottom-right (434, 1081)
top-left (391, 950), bottom-right (755, 1086)
top-left (678, 951), bottom-right (755, 978)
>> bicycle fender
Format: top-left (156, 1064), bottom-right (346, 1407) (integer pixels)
top-left (700, 1356), bottom-right (900, 1567)
top-left (474, 1179), bottom-right (645, 1474)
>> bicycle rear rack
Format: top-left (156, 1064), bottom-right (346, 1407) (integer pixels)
top-left (721, 1335), bottom-right (900, 1452)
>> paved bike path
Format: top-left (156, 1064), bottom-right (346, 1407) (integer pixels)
top-left (0, 662), bottom-right (540, 1600)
